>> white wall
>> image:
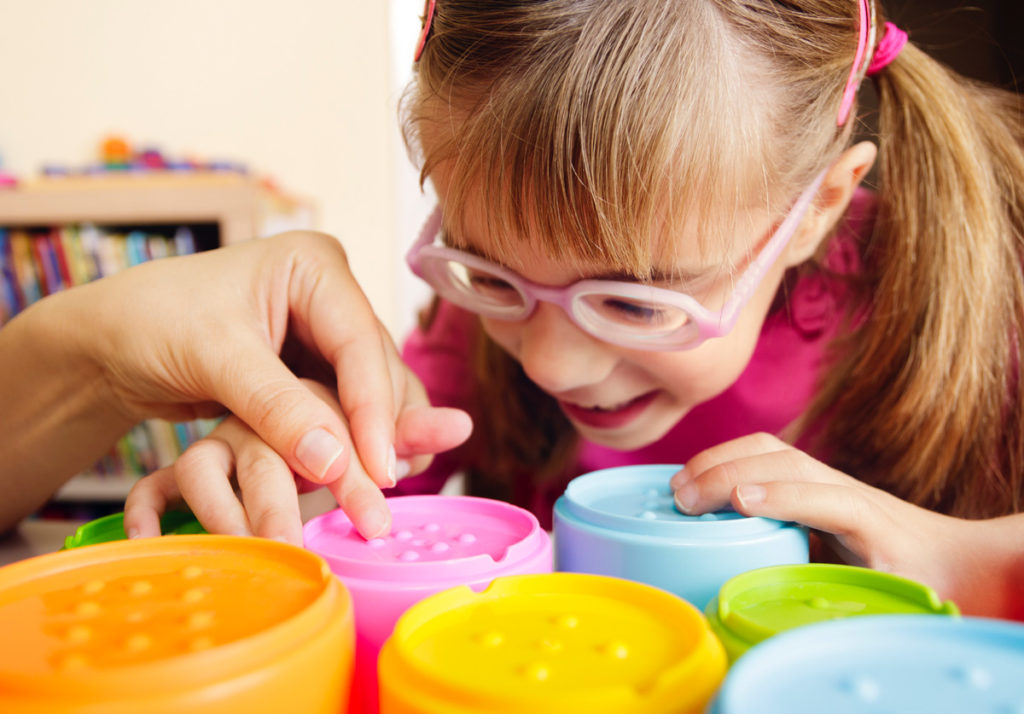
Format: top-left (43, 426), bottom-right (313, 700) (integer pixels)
top-left (0, 0), bottom-right (424, 334)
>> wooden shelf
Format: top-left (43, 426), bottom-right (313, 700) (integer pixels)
top-left (0, 173), bottom-right (313, 244)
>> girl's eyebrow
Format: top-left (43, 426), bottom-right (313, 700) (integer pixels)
top-left (443, 231), bottom-right (708, 284)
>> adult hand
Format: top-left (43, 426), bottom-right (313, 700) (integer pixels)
top-left (0, 231), bottom-right (471, 532)
top-left (669, 433), bottom-right (1024, 618)
top-left (125, 379), bottom-right (472, 544)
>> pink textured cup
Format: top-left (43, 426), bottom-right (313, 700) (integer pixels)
top-left (303, 495), bottom-right (552, 714)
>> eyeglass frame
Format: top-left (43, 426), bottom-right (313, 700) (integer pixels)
top-left (406, 170), bottom-right (827, 351)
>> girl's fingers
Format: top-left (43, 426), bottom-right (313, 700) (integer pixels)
top-left (669, 432), bottom-right (791, 491)
top-left (233, 432), bottom-right (304, 546)
top-left (393, 404), bottom-right (474, 478)
top-left (673, 445), bottom-right (846, 515)
top-left (123, 467), bottom-right (181, 539)
top-left (729, 480), bottom-right (893, 568)
top-left (173, 438), bottom-right (253, 537)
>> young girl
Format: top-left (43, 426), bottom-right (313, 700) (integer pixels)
top-left (126, 0), bottom-right (1024, 618)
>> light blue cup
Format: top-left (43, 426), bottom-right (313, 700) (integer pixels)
top-left (552, 464), bottom-right (809, 608)
top-left (711, 614), bottom-right (1024, 713)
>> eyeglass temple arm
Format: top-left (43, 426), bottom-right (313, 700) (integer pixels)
top-left (719, 170), bottom-right (827, 327)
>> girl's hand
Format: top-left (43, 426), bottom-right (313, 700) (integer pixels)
top-left (669, 433), bottom-right (1024, 618)
top-left (124, 379), bottom-right (472, 544)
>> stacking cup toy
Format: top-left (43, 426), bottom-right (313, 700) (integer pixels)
top-left (554, 464), bottom-right (808, 608)
top-left (63, 509), bottom-right (206, 549)
top-left (711, 615), bottom-right (1024, 713)
top-left (378, 572), bottom-right (727, 713)
top-left (303, 495), bottom-right (553, 713)
top-left (705, 563), bottom-right (959, 662)
top-left (0, 535), bottom-right (355, 713)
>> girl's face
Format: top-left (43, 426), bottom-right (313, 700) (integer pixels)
top-left (431, 167), bottom-right (816, 451)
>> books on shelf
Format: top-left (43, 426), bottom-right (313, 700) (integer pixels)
top-left (0, 224), bottom-right (196, 323)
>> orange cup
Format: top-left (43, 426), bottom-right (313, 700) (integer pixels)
top-left (0, 535), bottom-right (355, 713)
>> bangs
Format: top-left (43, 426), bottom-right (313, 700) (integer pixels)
top-left (405, 1), bottom-right (785, 279)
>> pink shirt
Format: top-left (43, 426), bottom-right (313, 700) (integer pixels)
top-left (388, 190), bottom-right (874, 526)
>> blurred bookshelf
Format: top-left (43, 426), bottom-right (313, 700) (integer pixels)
top-left (0, 169), bottom-right (315, 518)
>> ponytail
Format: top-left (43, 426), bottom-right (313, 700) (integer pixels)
top-left (812, 42), bottom-right (1024, 517)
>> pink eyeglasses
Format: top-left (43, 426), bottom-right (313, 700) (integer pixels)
top-left (407, 171), bottom-right (825, 351)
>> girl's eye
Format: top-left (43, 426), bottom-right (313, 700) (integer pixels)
top-left (598, 298), bottom-right (668, 325)
top-left (468, 272), bottom-right (516, 293)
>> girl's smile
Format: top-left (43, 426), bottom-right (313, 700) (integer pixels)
top-left (558, 390), bottom-right (661, 430)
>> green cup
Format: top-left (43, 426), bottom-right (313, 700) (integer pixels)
top-left (62, 509), bottom-right (206, 550)
top-left (706, 563), bottom-right (959, 663)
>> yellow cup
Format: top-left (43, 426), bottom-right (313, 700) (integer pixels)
top-left (0, 535), bottom-right (355, 713)
top-left (379, 572), bottom-right (726, 713)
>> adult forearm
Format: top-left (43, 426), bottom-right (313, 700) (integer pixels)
top-left (0, 292), bottom-right (134, 531)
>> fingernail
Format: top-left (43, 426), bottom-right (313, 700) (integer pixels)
top-left (127, 527), bottom-right (140, 539)
top-left (669, 466), bottom-right (691, 490)
top-left (361, 507), bottom-right (391, 540)
top-left (396, 458), bottom-right (412, 481)
top-left (385, 446), bottom-right (398, 488)
top-left (674, 484), bottom-right (698, 514)
top-left (296, 428), bottom-right (345, 482)
top-left (270, 535), bottom-right (290, 544)
top-left (736, 484), bottom-right (767, 508)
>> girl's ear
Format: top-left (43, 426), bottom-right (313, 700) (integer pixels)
top-left (783, 141), bottom-right (878, 267)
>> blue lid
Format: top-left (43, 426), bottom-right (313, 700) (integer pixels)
top-left (558, 464), bottom-right (796, 538)
top-left (713, 615), bottom-right (1024, 714)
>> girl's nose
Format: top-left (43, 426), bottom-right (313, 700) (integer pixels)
top-left (516, 303), bottom-right (618, 394)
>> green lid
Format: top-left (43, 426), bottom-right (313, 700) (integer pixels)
top-left (62, 509), bottom-right (206, 550)
top-left (705, 564), bottom-right (959, 662)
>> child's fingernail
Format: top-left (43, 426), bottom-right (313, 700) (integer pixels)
top-left (361, 507), bottom-right (391, 540)
top-left (736, 484), bottom-right (767, 508)
top-left (396, 458), bottom-right (412, 481)
top-left (669, 466), bottom-right (691, 489)
top-left (296, 428), bottom-right (345, 482)
top-left (385, 446), bottom-right (398, 488)
top-left (127, 527), bottom-right (140, 539)
top-left (674, 484), bottom-right (698, 514)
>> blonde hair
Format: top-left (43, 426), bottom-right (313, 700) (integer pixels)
top-left (402, 0), bottom-right (1024, 517)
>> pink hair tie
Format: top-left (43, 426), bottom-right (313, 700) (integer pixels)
top-left (414, 0), bottom-right (437, 62)
top-left (866, 22), bottom-right (908, 76)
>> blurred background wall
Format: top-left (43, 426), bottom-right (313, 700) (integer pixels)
top-left (0, 0), bottom-right (434, 336)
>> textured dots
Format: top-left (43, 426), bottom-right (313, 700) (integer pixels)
top-left (843, 676), bottom-right (881, 703)
top-left (182, 587), bottom-right (207, 604)
top-left (65, 625), bottom-right (92, 644)
top-left (809, 597), bottom-right (832, 610)
top-left (457, 533), bottom-right (477, 545)
top-left (188, 611), bottom-right (215, 630)
top-left (411, 539), bottom-right (427, 547)
top-left (599, 640), bottom-right (630, 660)
top-left (129, 580), bottom-right (153, 596)
top-left (82, 580), bottom-right (105, 595)
top-left (555, 614), bottom-right (580, 629)
top-left (422, 523), bottom-right (441, 533)
top-left (537, 638), bottom-right (563, 653)
top-left (180, 565), bottom-right (203, 579)
top-left (698, 513), bottom-right (717, 521)
top-left (125, 634), bottom-right (151, 652)
top-left (430, 542), bottom-right (451, 554)
top-left (522, 662), bottom-right (551, 681)
top-left (477, 630), bottom-right (504, 647)
top-left (56, 653), bottom-right (89, 671)
top-left (399, 551), bottom-right (420, 562)
top-left (953, 666), bottom-right (993, 690)
top-left (366, 538), bottom-right (388, 548)
top-left (395, 530), bottom-right (413, 541)
top-left (75, 601), bottom-right (101, 617)
top-left (640, 511), bottom-right (658, 520)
